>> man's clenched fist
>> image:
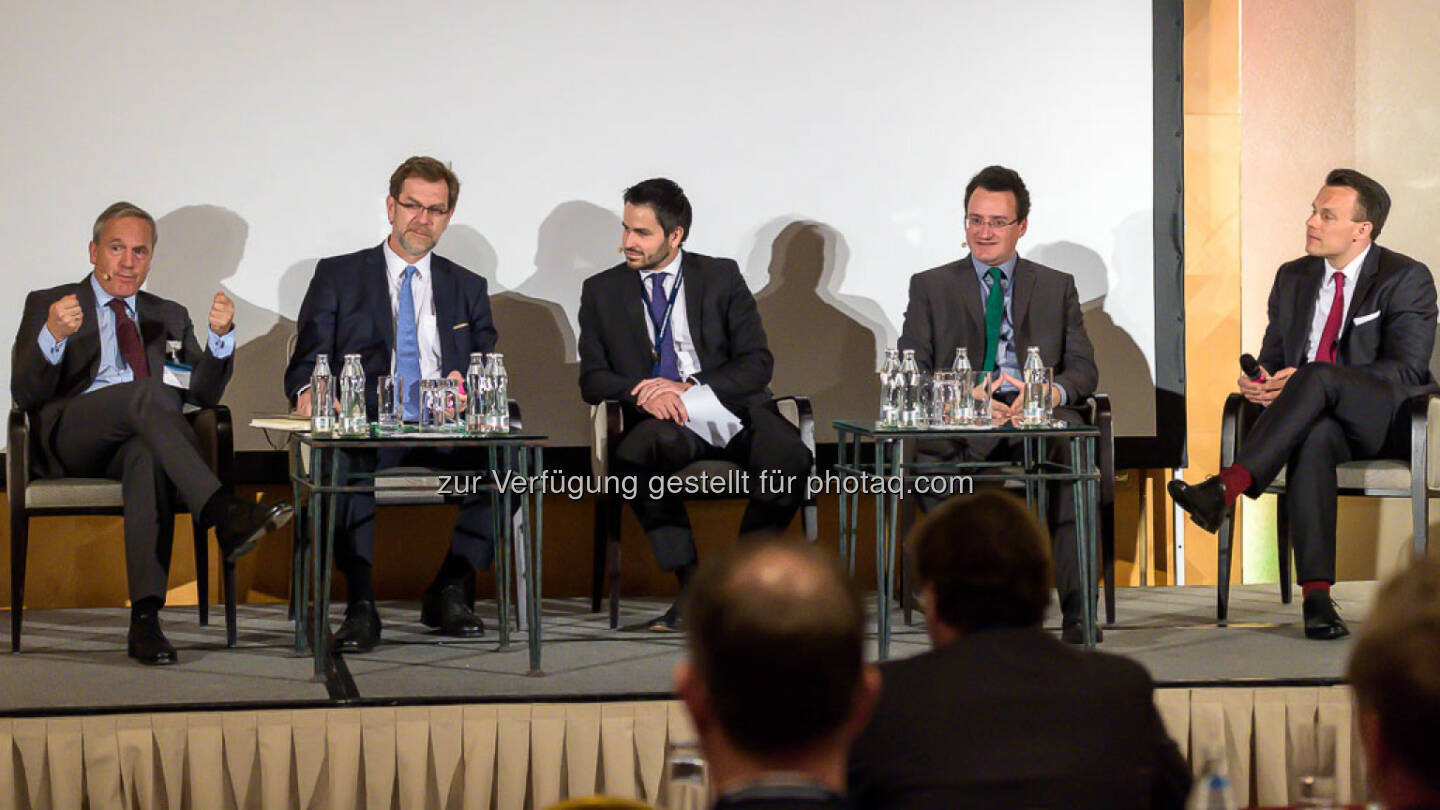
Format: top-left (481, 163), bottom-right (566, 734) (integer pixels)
top-left (46, 294), bottom-right (83, 341)
top-left (209, 291), bottom-right (235, 335)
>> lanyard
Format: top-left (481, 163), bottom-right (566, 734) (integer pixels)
top-left (643, 264), bottom-right (685, 372)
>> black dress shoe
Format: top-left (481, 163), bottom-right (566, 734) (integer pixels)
top-left (420, 582), bottom-right (485, 637)
top-left (644, 604), bottom-right (682, 633)
top-left (1302, 590), bottom-right (1350, 640)
top-left (1061, 617), bottom-right (1103, 645)
top-left (1167, 477), bottom-right (1228, 533)
top-left (128, 612), bottom-right (178, 665)
top-left (216, 498), bottom-right (294, 562)
top-left (331, 600), bottom-right (382, 653)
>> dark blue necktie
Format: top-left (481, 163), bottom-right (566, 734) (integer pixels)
top-left (649, 272), bottom-right (679, 381)
top-left (396, 265), bottom-right (422, 420)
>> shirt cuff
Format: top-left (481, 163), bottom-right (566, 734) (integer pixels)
top-left (1056, 384), bottom-right (1069, 407)
top-left (208, 328), bottom-right (235, 358)
top-left (36, 325), bottom-right (66, 365)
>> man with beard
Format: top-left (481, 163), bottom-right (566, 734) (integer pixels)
top-left (577, 178), bottom-right (812, 631)
top-left (285, 156), bottom-right (498, 653)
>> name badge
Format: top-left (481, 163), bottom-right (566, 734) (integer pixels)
top-left (162, 362), bottom-right (192, 389)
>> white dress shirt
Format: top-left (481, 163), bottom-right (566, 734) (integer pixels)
top-left (382, 239), bottom-right (442, 379)
top-left (1304, 244), bottom-right (1369, 364)
top-left (640, 249), bottom-right (702, 379)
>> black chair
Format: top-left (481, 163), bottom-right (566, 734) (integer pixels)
top-left (7, 406), bottom-right (238, 650)
top-left (589, 397), bottom-right (818, 629)
top-left (1213, 391), bottom-right (1437, 622)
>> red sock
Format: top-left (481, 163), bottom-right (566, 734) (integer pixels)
top-left (1302, 581), bottom-right (1330, 599)
top-left (1217, 465), bottom-right (1252, 507)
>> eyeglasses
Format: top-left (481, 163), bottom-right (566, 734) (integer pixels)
top-left (965, 215), bottom-right (1019, 230)
top-left (396, 199), bottom-right (451, 219)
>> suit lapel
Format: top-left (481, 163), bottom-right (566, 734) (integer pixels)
top-left (954, 256), bottom-right (987, 352)
top-left (431, 256), bottom-right (458, 372)
top-left (1288, 259), bottom-right (1324, 366)
top-left (1010, 259), bottom-right (1038, 352)
top-left (365, 245), bottom-right (394, 354)
top-left (136, 291), bottom-right (168, 375)
top-left (72, 275), bottom-right (103, 382)
top-left (1340, 245), bottom-right (1382, 334)
top-left (681, 252), bottom-right (705, 355)
top-left (622, 268), bottom-right (651, 364)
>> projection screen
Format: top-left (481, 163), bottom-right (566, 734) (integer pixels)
top-left (0, 0), bottom-right (1184, 468)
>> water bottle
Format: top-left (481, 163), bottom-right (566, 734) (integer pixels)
top-left (309, 354), bottom-right (333, 436)
top-left (900, 349), bottom-right (922, 427)
top-left (465, 352), bottom-right (487, 434)
top-left (952, 347), bottom-right (974, 423)
top-left (337, 354), bottom-right (367, 437)
top-left (486, 353), bottom-right (508, 432)
top-left (1186, 749), bottom-right (1237, 810)
top-left (1022, 345), bottom-right (1047, 425)
top-left (879, 348), bottom-right (901, 426)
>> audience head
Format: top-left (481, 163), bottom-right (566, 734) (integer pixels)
top-left (386, 156), bottom-right (459, 262)
top-left (90, 201), bottom-right (158, 298)
top-left (1347, 558), bottom-right (1440, 805)
top-left (1308, 168), bottom-right (1388, 265)
top-left (676, 539), bottom-right (878, 784)
top-left (963, 165), bottom-right (1030, 268)
top-left (622, 178), bottom-right (690, 271)
top-left (908, 490), bottom-right (1053, 644)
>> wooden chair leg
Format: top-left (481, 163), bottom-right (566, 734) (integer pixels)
top-left (11, 512), bottom-right (28, 652)
top-left (193, 517), bottom-right (211, 627)
top-left (1277, 494), bottom-right (1293, 604)
top-left (1217, 505), bottom-right (1236, 624)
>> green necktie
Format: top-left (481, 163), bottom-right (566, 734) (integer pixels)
top-left (983, 266), bottom-right (1005, 372)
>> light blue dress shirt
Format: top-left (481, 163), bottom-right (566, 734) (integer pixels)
top-left (972, 255), bottom-right (1068, 405)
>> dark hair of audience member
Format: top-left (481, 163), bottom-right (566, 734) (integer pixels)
top-left (683, 540), bottom-right (864, 755)
top-left (908, 490), bottom-right (1053, 632)
top-left (1347, 558), bottom-right (1440, 794)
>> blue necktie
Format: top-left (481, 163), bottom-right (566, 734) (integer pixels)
top-left (649, 272), bottom-right (679, 380)
top-left (397, 265), bottom-right (422, 420)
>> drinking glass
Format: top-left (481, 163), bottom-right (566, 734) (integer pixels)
top-left (663, 740), bottom-right (708, 810)
top-left (966, 368), bottom-right (998, 427)
top-left (931, 371), bottom-right (958, 426)
top-left (1295, 722), bottom-right (1338, 807)
top-left (443, 378), bottom-right (463, 431)
top-left (419, 379), bottom-right (440, 431)
top-left (377, 375), bottom-right (403, 435)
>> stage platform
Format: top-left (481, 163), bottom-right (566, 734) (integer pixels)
top-left (0, 581), bottom-right (1371, 715)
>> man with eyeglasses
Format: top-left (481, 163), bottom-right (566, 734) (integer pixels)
top-left (284, 156), bottom-right (499, 653)
top-left (898, 165), bottom-right (1098, 643)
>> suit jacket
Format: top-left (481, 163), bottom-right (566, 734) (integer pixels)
top-left (11, 275), bottom-right (233, 478)
top-left (283, 243), bottom-right (497, 418)
top-left (848, 627), bottom-right (1189, 810)
top-left (1256, 245), bottom-right (1438, 401)
top-left (578, 252), bottom-right (774, 418)
top-left (898, 255), bottom-right (1098, 403)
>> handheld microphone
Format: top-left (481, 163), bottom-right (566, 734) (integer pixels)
top-left (1239, 353), bottom-right (1265, 382)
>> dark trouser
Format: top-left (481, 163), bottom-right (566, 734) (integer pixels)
top-left (1235, 363), bottom-right (1408, 584)
top-left (915, 405), bottom-right (1093, 618)
top-left (333, 446), bottom-right (496, 576)
top-left (613, 405), bottom-right (813, 572)
top-left (52, 379), bottom-right (224, 603)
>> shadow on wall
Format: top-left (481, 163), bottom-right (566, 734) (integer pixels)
top-left (147, 206), bottom-right (308, 450)
top-left (752, 221), bottom-right (886, 442)
top-left (440, 200), bottom-right (620, 447)
top-left (1026, 239), bottom-right (1153, 438)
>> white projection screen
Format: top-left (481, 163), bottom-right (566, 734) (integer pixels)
top-left (1, 1), bottom-right (1185, 468)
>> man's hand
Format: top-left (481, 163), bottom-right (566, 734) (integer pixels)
top-left (641, 390), bottom-right (690, 425)
top-left (46, 294), bottom-right (83, 341)
top-left (1240, 366), bottom-right (1294, 406)
top-left (631, 377), bottom-right (693, 407)
top-left (209, 291), bottom-right (235, 335)
top-left (447, 370), bottom-right (468, 412)
top-left (293, 388), bottom-right (340, 419)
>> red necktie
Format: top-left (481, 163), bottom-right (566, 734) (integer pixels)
top-left (106, 298), bottom-right (150, 379)
top-left (1315, 271), bottom-right (1345, 364)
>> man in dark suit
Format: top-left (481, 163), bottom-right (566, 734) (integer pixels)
top-left (848, 491), bottom-right (1189, 810)
top-left (578, 178), bottom-right (813, 631)
top-left (1169, 169), bottom-right (1436, 640)
top-left (678, 540), bottom-right (879, 810)
top-left (284, 156), bottom-right (498, 652)
top-left (899, 165), bottom-right (1099, 643)
top-left (11, 202), bottom-right (293, 664)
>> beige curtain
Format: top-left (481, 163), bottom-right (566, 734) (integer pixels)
top-left (0, 687), bottom-right (1363, 809)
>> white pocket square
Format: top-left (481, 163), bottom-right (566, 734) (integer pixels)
top-left (1352, 311), bottom-right (1380, 326)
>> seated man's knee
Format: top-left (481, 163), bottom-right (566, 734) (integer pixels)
top-left (615, 419), bottom-right (686, 468)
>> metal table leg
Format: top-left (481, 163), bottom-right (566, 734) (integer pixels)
top-left (525, 444), bottom-right (544, 675)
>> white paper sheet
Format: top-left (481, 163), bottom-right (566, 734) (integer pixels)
top-left (681, 385), bottom-right (744, 447)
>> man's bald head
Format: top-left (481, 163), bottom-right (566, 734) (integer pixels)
top-left (683, 540), bottom-right (865, 755)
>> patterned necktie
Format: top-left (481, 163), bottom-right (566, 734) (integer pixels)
top-left (1315, 271), bottom-right (1346, 364)
top-left (649, 272), bottom-right (679, 381)
top-left (396, 266), bottom-right (422, 419)
top-left (106, 298), bottom-right (150, 379)
top-left (982, 266), bottom-right (1006, 372)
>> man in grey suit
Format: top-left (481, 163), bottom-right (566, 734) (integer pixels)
top-left (898, 165), bottom-right (1099, 643)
